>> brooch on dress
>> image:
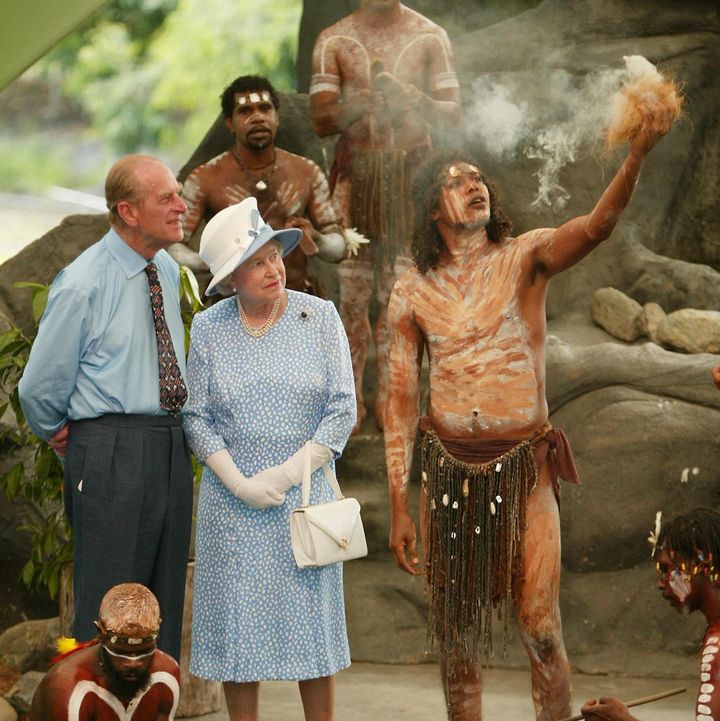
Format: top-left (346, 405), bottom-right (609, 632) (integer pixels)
top-left (298, 308), bottom-right (312, 322)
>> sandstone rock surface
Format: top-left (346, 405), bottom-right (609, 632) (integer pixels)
top-left (657, 309), bottom-right (720, 354)
top-left (591, 287), bottom-right (643, 342)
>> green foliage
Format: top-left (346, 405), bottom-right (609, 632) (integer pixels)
top-left (0, 283), bottom-right (70, 600)
top-left (47, 0), bottom-right (300, 158)
top-left (179, 264), bottom-right (204, 353)
top-left (0, 267), bottom-right (204, 597)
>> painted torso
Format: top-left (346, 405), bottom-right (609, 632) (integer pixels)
top-left (312, 7), bottom-right (456, 151)
top-left (181, 148), bottom-right (339, 244)
top-left (396, 228), bottom-right (553, 439)
top-left (30, 647), bottom-right (180, 721)
top-left (698, 622), bottom-right (720, 721)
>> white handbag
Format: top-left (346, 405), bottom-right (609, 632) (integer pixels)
top-left (290, 443), bottom-right (368, 568)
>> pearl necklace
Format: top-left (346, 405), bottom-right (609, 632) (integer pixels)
top-left (236, 295), bottom-right (281, 337)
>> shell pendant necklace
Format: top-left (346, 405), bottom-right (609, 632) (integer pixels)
top-left (231, 147), bottom-right (276, 192)
top-left (236, 295), bottom-right (281, 337)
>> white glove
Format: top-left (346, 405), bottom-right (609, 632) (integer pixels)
top-left (205, 449), bottom-right (285, 509)
top-left (250, 442), bottom-right (333, 494)
top-left (316, 232), bottom-right (346, 263)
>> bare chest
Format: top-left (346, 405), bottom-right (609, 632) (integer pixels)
top-left (414, 248), bottom-right (529, 356)
top-left (209, 162), bottom-right (311, 219)
top-left (334, 26), bottom-right (432, 88)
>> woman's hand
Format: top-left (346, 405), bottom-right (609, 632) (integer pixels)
top-left (228, 476), bottom-right (286, 509)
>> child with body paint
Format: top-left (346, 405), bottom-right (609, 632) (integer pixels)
top-left (581, 508), bottom-right (720, 721)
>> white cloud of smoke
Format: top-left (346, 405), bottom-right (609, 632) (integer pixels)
top-left (466, 64), bottom-right (628, 211)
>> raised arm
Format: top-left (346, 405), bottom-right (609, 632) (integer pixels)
top-left (533, 100), bottom-right (674, 277)
top-left (384, 280), bottom-right (424, 575)
top-left (309, 31), bottom-right (377, 137)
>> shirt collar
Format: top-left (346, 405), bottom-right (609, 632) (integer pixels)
top-left (107, 228), bottom-right (158, 279)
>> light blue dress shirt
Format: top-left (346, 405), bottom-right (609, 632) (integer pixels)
top-left (19, 229), bottom-right (187, 441)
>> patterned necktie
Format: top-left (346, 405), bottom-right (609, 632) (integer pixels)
top-left (145, 262), bottom-right (188, 414)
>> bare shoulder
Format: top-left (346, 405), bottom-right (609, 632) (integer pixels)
top-left (151, 649), bottom-right (180, 679)
top-left (390, 265), bottom-right (426, 313)
top-left (315, 13), bottom-right (355, 42)
top-left (276, 148), bottom-right (320, 174)
top-left (186, 151), bottom-right (233, 181)
top-left (402, 5), bottom-right (451, 38)
top-left (32, 654), bottom-right (97, 717)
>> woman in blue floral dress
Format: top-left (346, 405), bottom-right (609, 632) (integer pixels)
top-left (184, 198), bottom-right (356, 721)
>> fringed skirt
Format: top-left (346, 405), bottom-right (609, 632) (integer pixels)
top-left (420, 420), bottom-right (579, 669)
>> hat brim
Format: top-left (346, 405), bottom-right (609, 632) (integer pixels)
top-left (205, 226), bottom-right (302, 296)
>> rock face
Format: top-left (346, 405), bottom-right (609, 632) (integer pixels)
top-left (4, 671), bottom-right (43, 716)
top-left (0, 619), bottom-right (58, 673)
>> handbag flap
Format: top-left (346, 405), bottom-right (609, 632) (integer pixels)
top-left (299, 498), bottom-right (361, 548)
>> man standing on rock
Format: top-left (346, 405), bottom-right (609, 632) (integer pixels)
top-left (19, 155), bottom-right (193, 662)
top-left (310, 0), bottom-right (461, 431)
top-left (582, 508), bottom-right (720, 721)
top-left (176, 74), bottom-right (347, 296)
top-left (384, 101), bottom-right (674, 720)
top-left (30, 583), bottom-right (180, 721)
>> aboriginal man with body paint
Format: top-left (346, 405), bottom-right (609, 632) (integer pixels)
top-left (174, 74), bottom-right (347, 297)
top-left (310, 0), bottom-right (461, 432)
top-left (582, 508), bottom-right (720, 721)
top-left (29, 583), bottom-right (180, 721)
top-left (384, 100), bottom-right (675, 721)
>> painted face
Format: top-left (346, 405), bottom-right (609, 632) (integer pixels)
top-left (101, 636), bottom-right (156, 690)
top-left (230, 240), bottom-right (286, 307)
top-left (433, 163), bottom-right (491, 232)
top-left (655, 547), bottom-right (702, 615)
top-left (130, 162), bottom-right (187, 249)
top-left (227, 91), bottom-right (279, 151)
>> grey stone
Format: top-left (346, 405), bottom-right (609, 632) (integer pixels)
top-left (0, 698), bottom-right (17, 721)
top-left (4, 671), bottom-right (43, 715)
top-left (546, 335), bottom-right (720, 571)
top-left (640, 301), bottom-right (666, 343)
top-left (591, 287), bottom-right (643, 342)
top-left (621, 237), bottom-right (720, 313)
top-left (657, 308), bottom-right (720, 353)
top-left (0, 618), bottom-right (58, 673)
top-left (0, 213), bottom-right (107, 329)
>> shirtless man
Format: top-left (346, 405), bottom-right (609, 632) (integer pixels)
top-left (176, 74), bottom-right (345, 296)
top-left (384, 100), bottom-right (674, 721)
top-left (310, 0), bottom-right (461, 431)
top-left (712, 365), bottom-right (720, 390)
top-left (30, 583), bottom-right (180, 721)
top-left (582, 508), bottom-right (720, 721)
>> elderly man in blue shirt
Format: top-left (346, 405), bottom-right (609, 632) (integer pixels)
top-left (19, 154), bottom-right (193, 662)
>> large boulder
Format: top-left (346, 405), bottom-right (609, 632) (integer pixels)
top-left (0, 619), bottom-right (58, 673)
top-left (546, 334), bottom-right (720, 570)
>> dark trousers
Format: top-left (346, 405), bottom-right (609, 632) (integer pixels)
top-left (64, 414), bottom-right (193, 661)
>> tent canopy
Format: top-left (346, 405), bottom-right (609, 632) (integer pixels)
top-left (1, 0), bottom-right (108, 91)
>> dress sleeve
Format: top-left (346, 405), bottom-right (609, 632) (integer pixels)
top-left (18, 284), bottom-right (89, 441)
top-left (311, 301), bottom-right (356, 456)
top-left (183, 315), bottom-right (227, 461)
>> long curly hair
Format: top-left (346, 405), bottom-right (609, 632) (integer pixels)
top-left (411, 149), bottom-right (513, 274)
top-left (656, 508), bottom-right (720, 574)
